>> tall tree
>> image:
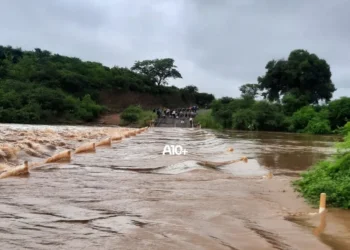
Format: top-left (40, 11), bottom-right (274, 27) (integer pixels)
top-left (239, 83), bottom-right (259, 99)
top-left (257, 49), bottom-right (336, 104)
top-left (131, 58), bottom-right (182, 86)
top-left (183, 85), bottom-right (198, 94)
top-left (195, 92), bottom-right (215, 106)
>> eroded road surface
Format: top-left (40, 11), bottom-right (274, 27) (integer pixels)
top-left (1, 125), bottom-right (350, 250)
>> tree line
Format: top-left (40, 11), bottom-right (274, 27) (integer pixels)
top-left (197, 49), bottom-right (349, 134)
top-left (0, 45), bottom-right (214, 123)
top-left (1, 45), bottom-right (348, 132)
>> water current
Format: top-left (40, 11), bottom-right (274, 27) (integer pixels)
top-left (0, 125), bottom-right (349, 249)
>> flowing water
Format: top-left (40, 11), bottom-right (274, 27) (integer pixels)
top-left (0, 125), bottom-right (349, 250)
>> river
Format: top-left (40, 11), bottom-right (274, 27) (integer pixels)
top-left (0, 125), bottom-right (349, 249)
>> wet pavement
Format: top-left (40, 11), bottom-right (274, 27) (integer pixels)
top-left (0, 126), bottom-right (349, 249)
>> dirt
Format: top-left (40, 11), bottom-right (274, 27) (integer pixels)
top-left (99, 90), bottom-right (190, 112)
top-left (98, 113), bottom-right (121, 125)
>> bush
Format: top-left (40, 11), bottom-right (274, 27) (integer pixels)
top-left (120, 105), bottom-right (143, 124)
top-left (0, 80), bottom-right (104, 123)
top-left (293, 126), bottom-right (350, 208)
top-left (328, 97), bottom-right (350, 129)
top-left (336, 121), bottom-right (350, 136)
top-left (252, 101), bottom-right (285, 131)
top-left (138, 110), bottom-right (156, 127)
top-left (120, 105), bottom-right (155, 126)
top-left (194, 110), bottom-right (222, 129)
top-left (289, 106), bottom-right (318, 132)
top-left (211, 97), bottom-right (252, 129)
top-left (232, 109), bottom-right (257, 130)
top-left (304, 117), bottom-right (331, 134)
top-left (79, 94), bottom-right (104, 120)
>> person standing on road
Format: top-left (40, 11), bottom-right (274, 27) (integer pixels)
top-left (189, 117), bottom-right (193, 127)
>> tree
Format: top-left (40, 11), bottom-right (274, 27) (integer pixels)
top-left (195, 92), bottom-right (215, 106)
top-left (131, 58), bottom-right (182, 86)
top-left (0, 45), bottom-right (219, 123)
top-left (232, 109), bottom-right (257, 130)
top-left (220, 97), bottom-right (233, 104)
top-left (289, 106), bottom-right (319, 132)
top-left (281, 92), bottom-right (309, 116)
top-left (239, 83), bottom-right (259, 99)
top-left (257, 49), bottom-right (336, 104)
top-left (180, 85), bottom-right (198, 105)
top-left (183, 85), bottom-right (198, 94)
top-left (252, 101), bottom-right (285, 131)
top-left (328, 97), bottom-right (350, 129)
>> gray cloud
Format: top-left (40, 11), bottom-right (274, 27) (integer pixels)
top-left (0, 0), bottom-right (349, 98)
top-left (183, 0), bottom-right (350, 97)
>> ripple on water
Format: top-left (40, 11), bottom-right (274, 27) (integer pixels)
top-left (0, 125), bottom-right (344, 249)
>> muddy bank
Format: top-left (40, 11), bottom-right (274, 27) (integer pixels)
top-left (97, 114), bottom-right (121, 125)
top-left (0, 127), bottom-right (349, 249)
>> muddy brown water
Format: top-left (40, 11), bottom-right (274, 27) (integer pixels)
top-left (0, 125), bottom-right (350, 249)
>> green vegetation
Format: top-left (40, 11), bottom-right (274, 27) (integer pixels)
top-left (131, 58), bottom-right (182, 86)
top-left (258, 49), bottom-right (335, 105)
top-left (194, 110), bottom-right (222, 130)
top-left (293, 122), bottom-right (350, 208)
top-left (202, 49), bottom-right (350, 135)
top-left (120, 105), bottom-right (156, 127)
top-left (0, 80), bottom-right (104, 123)
top-left (207, 92), bottom-right (345, 134)
top-left (1, 45), bottom-right (349, 132)
top-left (0, 45), bottom-right (214, 124)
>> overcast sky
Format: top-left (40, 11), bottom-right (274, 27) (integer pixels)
top-left (1, 0), bottom-right (349, 99)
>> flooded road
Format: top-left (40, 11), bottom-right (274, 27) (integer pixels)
top-left (0, 125), bottom-right (349, 249)
top-left (223, 130), bottom-right (337, 171)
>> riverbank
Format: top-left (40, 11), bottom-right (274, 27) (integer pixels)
top-left (0, 126), bottom-right (349, 249)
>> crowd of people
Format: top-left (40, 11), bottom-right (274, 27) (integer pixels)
top-left (151, 106), bottom-right (201, 128)
top-left (153, 106), bottom-right (198, 119)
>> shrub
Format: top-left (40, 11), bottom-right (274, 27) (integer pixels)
top-left (0, 80), bottom-right (104, 123)
top-left (80, 94), bottom-right (104, 118)
top-left (194, 110), bottom-right (222, 129)
top-left (232, 109), bottom-right (257, 130)
top-left (120, 105), bottom-right (143, 124)
top-left (304, 117), bottom-right (331, 134)
top-left (211, 97), bottom-right (254, 129)
top-left (120, 105), bottom-right (155, 126)
top-left (337, 122), bottom-right (350, 136)
top-left (252, 101), bottom-right (285, 131)
top-left (293, 125), bottom-right (350, 208)
top-left (289, 106), bottom-right (318, 132)
top-left (328, 97), bottom-right (350, 129)
top-left (138, 110), bottom-right (156, 127)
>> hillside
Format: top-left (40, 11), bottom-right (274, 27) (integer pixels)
top-left (0, 45), bottom-right (214, 124)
